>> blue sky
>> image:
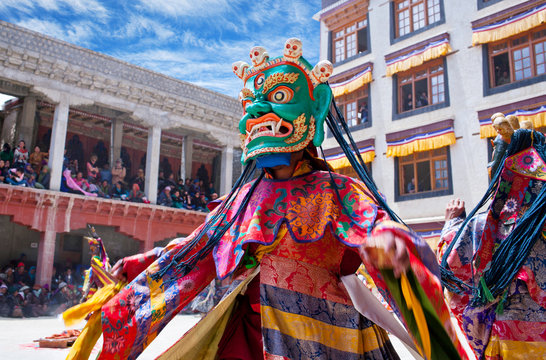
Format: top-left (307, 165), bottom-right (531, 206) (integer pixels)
top-left (0, 0), bottom-right (322, 101)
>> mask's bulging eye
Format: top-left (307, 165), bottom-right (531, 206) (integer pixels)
top-left (268, 86), bottom-right (293, 104)
top-left (254, 74), bottom-right (265, 88)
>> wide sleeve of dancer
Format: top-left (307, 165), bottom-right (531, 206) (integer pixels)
top-left (437, 213), bottom-right (486, 320)
top-left (360, 207), bottom-right (469, 358)
top-left (98, 222), bottom-right (217, 360)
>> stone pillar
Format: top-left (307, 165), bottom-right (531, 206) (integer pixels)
top-left (183, 136), bottom-right (193, 180)
top-left (110, 117), bottom-right (124, 166)
top-left (48, 99), bottom-right (69, 191)
top-left (220, 144), bottom-right (234, 195)
top-left (145, 126), bottom-right (161, 204)
top-left (35, 230), bottom-right (56, 287)
top-left (1, 107), bottom-right (18, 148)
top-left (16, 95), bottom-right (37, 149)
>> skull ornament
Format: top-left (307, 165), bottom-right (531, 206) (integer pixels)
top-left (284, 38), bottom-right (303, 60)
top-left (312, 61), bottom-right (333, 84)
top-left (232, 61), bottom-right (250, 80)
top-left (249, 46), bottom-right (269, 67)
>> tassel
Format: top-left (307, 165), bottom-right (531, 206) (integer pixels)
top-left (495, 288), bottom-right (509, 315)
top-left (479, 277), bottom-right (495, 303)
top-left (401, 273), bottom-right (431, 360)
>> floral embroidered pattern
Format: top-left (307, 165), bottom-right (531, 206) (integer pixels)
top-left (212, 171), bottom-right (378, 279)
top-left (505, 147), bottom-right (546, 180)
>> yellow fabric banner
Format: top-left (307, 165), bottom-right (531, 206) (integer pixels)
top-left (327, 150), bottom-right (375, 170)
top-left (331, 71), bottom-right (372, 97)
top-left (386, 43), bottom-right (451, 77)
top-left (386, 132), bottom-right (456, 158)
top-left (472, 8), bottom-right (546, 45)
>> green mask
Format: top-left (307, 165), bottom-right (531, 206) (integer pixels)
top-left (233, 38), bottom-right (334, 165)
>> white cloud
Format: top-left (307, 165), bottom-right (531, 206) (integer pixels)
top-left (0, 0), bottom-right (108, 18)
top-left (122, 15), bottom-right (176, 41)
top-left (15, 18), bottom-right (97, 45)
top-left (135, 0), bottom-right (231, 17)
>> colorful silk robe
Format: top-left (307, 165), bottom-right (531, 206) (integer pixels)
top-left (438, 147), bottom-right (546, 359)
top-left (99, 169), bottom-right (462, 359)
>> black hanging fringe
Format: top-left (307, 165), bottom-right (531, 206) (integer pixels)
top-left (440, 129), bottom-right (546, 303)
top-left (152, 160), bottom-right (264, 282)
top-left (323, 99), bottom-right (405, 225)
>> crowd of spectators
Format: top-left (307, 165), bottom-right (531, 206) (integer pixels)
top-left (1, 141), bottom-right (50, 189)
top-left (1, 139), bottom-right (217, 213)
top-left (0, 255), bottom-right (83, 318)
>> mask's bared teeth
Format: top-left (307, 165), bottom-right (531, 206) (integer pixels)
top-left (276, 119), bottom-right (283, 133)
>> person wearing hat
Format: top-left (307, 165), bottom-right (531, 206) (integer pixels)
top-left (158, 186), bottom-right (173, 207)
top-left (0, 283), bottom-right (12, 317)
top-left (14, 262), bottom-right (30, 289)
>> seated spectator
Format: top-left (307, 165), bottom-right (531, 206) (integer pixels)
top-left (63, 169), bottom-right (97, 197)
top-left (29, 145), bottom-right (47, 174)
top-left (27, 284), bottom-right (48, 317)
top-left (127, 183), bottom-right (145, 203)
top-left (417, 91), bottom-right (428, 108)
top-left (3, 268), bottom-right (15, 293)
top-left (49, 282), bottom-right (78, 315)
top-left (210, 192), bottom-right (219, 201)
top-left (63, 268), bottom-right (76, 286)
top-left (27, 173), bottom-right (41, 189)
top-left (87, 154), bottom-right (99, 182)
top-left (176, 178), bottom-right (185, 192)
top-left (157, 170), bottom-right (166, 192)
top-left (23, 162), bottom-right (35, 178)
top-left (14, 262), bottom-right (30, 289)
top-left (190, 178), bottom-right (200, 195)
top-left (98, 179), bottom-right (111, 198)
top-left (183, 178), bottom-right (192, 193)
top-left (13, 140), bottom-right (29, 167)
top-left (74, 171), bottom-right (90, 191)
top-left (99, 163), bottom-right (112, 185)
top-left (111, 159), bottom-right (126, 186)
top-left (132, 168), bottom-right (145, 191)
top-left (0, 143), bottom-right (13, 163)
top-left (171, 189), bottom-right (185, 209)
top-left (206, 182), bottom-right (216, 198)
top-left (28, 266), bottom-right (36, 287)
top-left (37, 165), bottom-right (50, 189)
top-left (11, 287), bottom-right (25, 317)
top-left (110, 181), bottom-right (126, 200)
top-left (182, 190), bottom-right (193, 210)
top-left (192, 191), bottom-right (207, 212)
top-left (158, 186), bottom-right (173, 207)
top-left (165, 173), bottom-right (177, 190)
top-left (0, 284), bottom-right (12, 317)
top-left (0, 159), bottom-right (6, 183)
top-left (6, 167), bottom-right (26, 186)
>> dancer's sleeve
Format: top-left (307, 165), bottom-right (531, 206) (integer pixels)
top-left (361, 213), bottom-right (468, 360)
top-left (121, 222), bottom-right (207, 281)
top-left (99, 224), bottom-right (216, 360)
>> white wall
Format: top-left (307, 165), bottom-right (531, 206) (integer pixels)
top-left (320, 0), bottom-right (542, 222)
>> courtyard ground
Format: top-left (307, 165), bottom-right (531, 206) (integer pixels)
top-left (0, 314), bottom-right (423, 359)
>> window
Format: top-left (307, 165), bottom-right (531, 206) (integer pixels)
top-left (394, 0), bottom-right (441, 38)
top-left (398, 60), bottom-right (445, 114)
top-left (332, 18), bottom-right (368, 63)
top-left (478, 0), bottom-right (504, 10)
top-left (335, 87), bottom-right (370, 128)
top-left (489, 26), bottom-right (546, 88)
top-left (399, 147), bottom-right (449, 196)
